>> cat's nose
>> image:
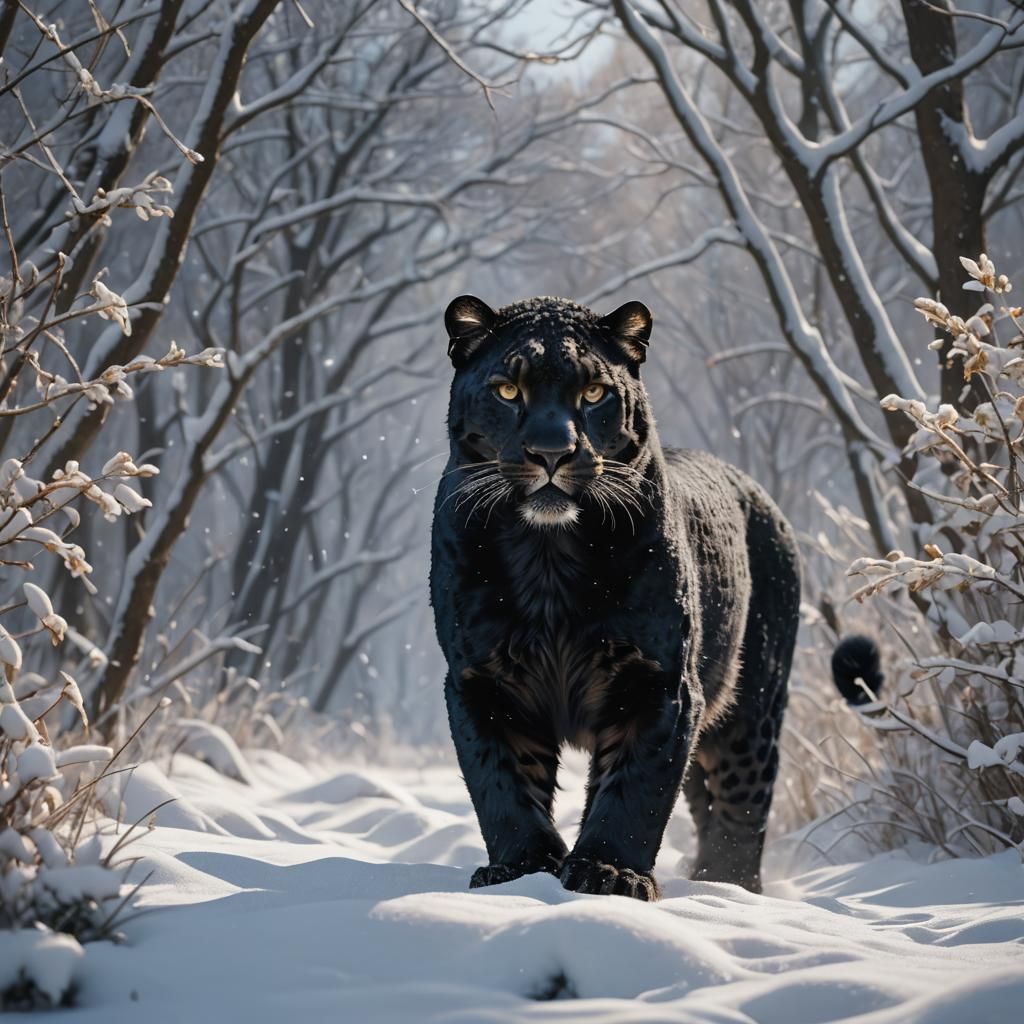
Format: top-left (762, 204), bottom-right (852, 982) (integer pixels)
top-left (524, 443), bottom-right (576, 476)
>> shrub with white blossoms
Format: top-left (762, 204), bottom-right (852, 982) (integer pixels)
top-left (0, 504), bottom-right (136, 1009)
top-left (0, 24), bottom-right (222, 1007)
top-left (846, 254), bottom-right (1024, 855)
top-left (0, 446), bottom-right (221, 1006)
top-left (0, 677), bottom-right (115, 1003)
top-left (0, 345), bottom-right (222, 1008)
top-left (0, 383), bottom-right (220, 1010)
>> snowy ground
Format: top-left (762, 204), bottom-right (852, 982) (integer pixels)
top-left (36, 749), bottom-right (1024, 1022)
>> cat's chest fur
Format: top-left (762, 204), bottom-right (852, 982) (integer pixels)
top-left (464, 524), bottom-right (660, 747)
top-left (495, 521), bottom-right (641, 625)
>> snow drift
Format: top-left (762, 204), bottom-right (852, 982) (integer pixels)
top-left (46, 748), bottom-right (1024, 1023)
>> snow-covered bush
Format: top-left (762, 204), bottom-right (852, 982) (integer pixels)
top-left (0, 311), bottom-right (219, 1009)
top-left (0, 396), bottom-right (219, 1007)
top-left (0, 10), bottom-right (227, 1006)
top-left (839, 255), bottom-right (1024, 856)
top-left (0, 682), bottom-right (115, 1009)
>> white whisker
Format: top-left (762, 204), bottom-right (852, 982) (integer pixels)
top-left (465, 478), bottom-right (510, 525)
top-left (441, 466), bottom-right (504, 512)
top-left (481, 481), bottom-right (513, 527)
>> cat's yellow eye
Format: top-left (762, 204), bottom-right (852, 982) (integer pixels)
top-left (582, 383), bottom-right (606, 403)
top-left (495, 382), bottom-right (519, 401)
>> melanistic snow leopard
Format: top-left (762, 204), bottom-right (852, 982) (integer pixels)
top-left (430, 294), bottom-right (875, 900)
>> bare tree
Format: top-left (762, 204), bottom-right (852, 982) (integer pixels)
top-left (0, 1), bottom-right (621, 730)
top-left (550, 0), bottom-right (1024, 552)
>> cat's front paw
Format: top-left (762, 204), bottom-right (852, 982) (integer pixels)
top-left (469, 851), bottom-right (564, 889)
top-left (559, 855), bottom-right (660, 901)
top-left (470, 863), bottom-right (522, 888)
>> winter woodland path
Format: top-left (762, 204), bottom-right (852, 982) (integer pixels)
top-left (32, 750), bottom-right (1024, 1023)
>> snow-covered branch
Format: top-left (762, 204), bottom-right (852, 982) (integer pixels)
top-left (845, 254), bottom-right (1024, 845)
top-left (611, 0), bottom-right (888, 457)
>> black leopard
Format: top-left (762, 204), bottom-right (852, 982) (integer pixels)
top-left (430, 293), bottom-right (864, 900)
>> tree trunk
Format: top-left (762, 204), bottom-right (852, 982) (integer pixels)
top-left (901, 0), bottom-right (988, 408)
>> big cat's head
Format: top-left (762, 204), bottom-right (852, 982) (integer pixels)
top-left (442, 294), bottom-right (655, 530)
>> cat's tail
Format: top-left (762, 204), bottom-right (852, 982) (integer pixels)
top-left (831, 635), bottom-right (885, 705)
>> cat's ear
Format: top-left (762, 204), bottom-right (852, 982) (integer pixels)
top-left (600, 301), bottom-right (652, 364)
top-left (445, 295), bottom-right (496, 367)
